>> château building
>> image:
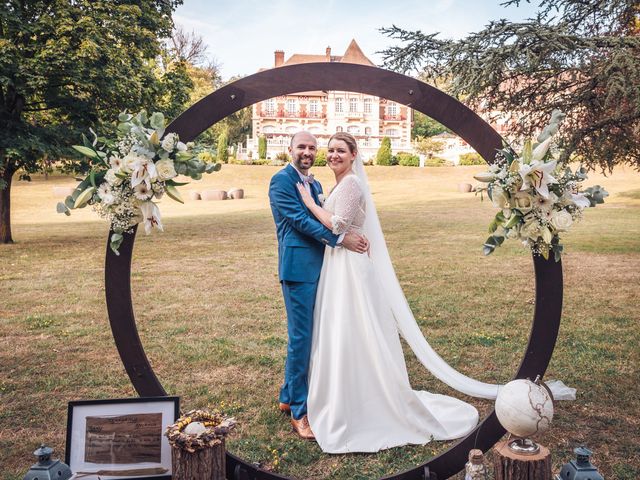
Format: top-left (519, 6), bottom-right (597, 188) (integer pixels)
top-left (246, 40), bottom-right (413, 161)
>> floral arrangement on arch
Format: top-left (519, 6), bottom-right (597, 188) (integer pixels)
top-left (474, 110), bottom-right (608, 261)
top-left (57, 111), bottom-right (220, 254)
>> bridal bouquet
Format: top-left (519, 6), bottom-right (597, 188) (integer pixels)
top-left (57, 110), bottom-right (220, 254)
top-left (474, 110), bottom-right (608, 261)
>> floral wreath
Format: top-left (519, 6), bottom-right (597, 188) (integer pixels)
top-left (474, 110), bottom-right (608, 261)
top-left (57, 110), bottom-right (220, 254)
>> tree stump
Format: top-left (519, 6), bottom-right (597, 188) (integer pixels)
top-left (493, 440), bottom-right (551, 480)
top-left (171, 438), bottom-right (226, 480)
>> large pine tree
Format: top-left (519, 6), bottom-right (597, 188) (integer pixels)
top-left (381, 0), bottom-right (640, 171)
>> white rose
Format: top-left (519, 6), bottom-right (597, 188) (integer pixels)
top-left (491, 186), bottom-right (509, 209)
top-left (161, 133), bottom-right (179, 152)
top-left (521, 218), bottom-right (542, 240)
top-left (513, 191), bottom-right (534, 214)
top-left (550, 209), bottom-right (573, 232)
top-left (155, 159), bottom-right (177, 180)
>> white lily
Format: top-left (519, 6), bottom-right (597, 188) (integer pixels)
top-left (139, 201), bottom-right (163, 234)
top-left (519, 160), bottom-right (557, 198)
top-left (130, 157), bottom-right (158, 190)
top-left (531, 136), bottom-right (553, 162)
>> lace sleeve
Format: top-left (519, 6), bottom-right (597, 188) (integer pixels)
top-left (330, 176), bottom-right (364, 235)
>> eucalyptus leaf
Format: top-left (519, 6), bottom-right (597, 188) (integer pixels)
top-left (72, 145), bottom-right (100, 160)
top-left (149, 112), bottom-right (165, 130)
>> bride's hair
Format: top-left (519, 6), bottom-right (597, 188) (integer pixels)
top-left (329, 132), bottom-right (358, 155)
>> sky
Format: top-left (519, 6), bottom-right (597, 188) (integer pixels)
top-left (174, 0), bottom-right (541, 79)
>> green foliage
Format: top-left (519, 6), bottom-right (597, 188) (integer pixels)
top-left (258, 136), bottom-right (267, 160)
top-left (458, 152), bottom-right (485, 165)
top-left (396, 152), bottom-right (420, 166)
top-left (315, 148), bottom-right (327, 166)
top-left (381, 0), bottom-right (640, 171)
top-left (414, 136), bottom-right (445, 157)
top-left (217, 131), bottom-right (229, 163)
top-left (424, 157), bottom-right (450, 167)
top-left (274, 152), bottom-right (289, 164)
top-left (376, 137), bottom-right (393, 166)
top-left (0, 0), bottom-right (187, 242)
top-left (412, 112), bottom-right (448, 138)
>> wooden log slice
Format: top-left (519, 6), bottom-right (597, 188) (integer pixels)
top-left (171, 439), bottom-right (226, 480)
top-left (493, 440), bottom-right (551, 480)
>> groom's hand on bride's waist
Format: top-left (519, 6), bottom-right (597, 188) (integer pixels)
top-left (340, 232), bottom-right (369, 254)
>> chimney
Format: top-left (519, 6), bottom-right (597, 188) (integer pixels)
top-left (326, 46), bottom-right (331, 61)
top-left (275, 50), bottom-right (284, 67)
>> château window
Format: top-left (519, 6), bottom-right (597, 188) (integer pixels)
top-left (347, 126), bottom-right (360, 134)
top-left (349, 98), bottom-right (358, 113)
top-left (309, 100), bottom-right (318, 116)
top-left (335, 97), bottom-right (344, 114)
top-left (385, 128), bottom-right (398, 137)
top-left (365, 127), bottom-right (372, 135)
top-left (363, 98), bottom-right (372, 114)
top-left (387, 102), bottom-right (397, 116)
top-left (264, 99), bottom-right (275, 115)
top-left (336, 126), bottom-right (343, 132)
top-left (286, 99), bottom-right (296, 114)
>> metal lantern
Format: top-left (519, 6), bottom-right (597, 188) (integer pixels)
top-left (555, 447), bottom-right (604, 480)
top-left (23, 444), bottom-right (72, 480)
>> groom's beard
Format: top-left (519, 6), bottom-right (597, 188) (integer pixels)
top-left (294, 154), bottom-right (315, 172)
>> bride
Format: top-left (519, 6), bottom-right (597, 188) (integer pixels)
top-left (296, 132), bottom-right (479, 453)
top-left (297, 132), bottom-right (574, 453)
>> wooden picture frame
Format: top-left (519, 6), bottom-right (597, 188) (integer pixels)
top-left (65, 397), bottom-right (179, 480)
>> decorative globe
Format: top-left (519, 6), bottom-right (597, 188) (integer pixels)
top-left (495, 379), bottom-right (554, 438)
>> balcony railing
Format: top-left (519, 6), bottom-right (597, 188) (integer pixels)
top-left (259, 111), bottom-right (326, 119)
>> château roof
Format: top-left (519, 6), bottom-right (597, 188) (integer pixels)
top-left (280, 39), bottom-right (375, 67)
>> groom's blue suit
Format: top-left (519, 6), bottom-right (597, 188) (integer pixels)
top-left (269, 163), bottom-right (339, 420)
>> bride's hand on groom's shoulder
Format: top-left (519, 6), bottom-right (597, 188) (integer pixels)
top-left (296, 182), bottom-right (314, 208)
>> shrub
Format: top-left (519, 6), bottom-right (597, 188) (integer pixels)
top-left (275, 152), bottom-right (289, 162)
top-left (396, 152), bottom-right (420, 167)
top-left (376, 137), bottom-right (392, 165)
top-left (217, 132), bottom-right (229, 163)
top-left (424, 157), bottom-right (452, 167)
top-left (315, 148), bottom-right (327, 166)
top-left (458, 152), bottom-right (485, 165)
top-left (258, 136), bottom-right (267, 159)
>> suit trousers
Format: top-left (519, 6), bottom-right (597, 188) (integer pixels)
top-left (279, 279), bottom-right (319, 420)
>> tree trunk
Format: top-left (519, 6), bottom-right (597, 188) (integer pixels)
top-left (493, 440), bottom-right (552, 480)
top-left (171, 439), bottom-right (226, 480)
top-left (0, 164), bottom-right (15, 244)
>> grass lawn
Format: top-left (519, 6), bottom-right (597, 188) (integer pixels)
top-left (1, 164), bottom-right (639, 479)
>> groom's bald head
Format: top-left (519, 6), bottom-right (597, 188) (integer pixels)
top-left (289, 131), bottom-right (317, 173)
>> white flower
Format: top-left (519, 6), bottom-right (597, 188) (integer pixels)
top-left (110, 156), bottom-right (124, 171)
top-left (491, 186), bottom-right (509, 209)
top-left (139, 201), bottom-right (163, 234)
top-left (133, 182), bottom-right (154, 200)
top-left (521, 217), bottom-right (542, 240)
top-left (155, 159), bottom-right (177, 180)
top-left (550, 209), bottom-right (573, 232)
top-left (176, 141), bottom-right (188, 152)
top-left (161, 132), bottom-right (179, 152)
top-left (531, 136), bottom-right (553, 162)
top-left (97, 183), bottom-right (115, 205)
top-left (129, 155), bottom-right (158, 189)
top-left (519, 160), bottom-right (558, 198)
top-left (533, 192), bottom-right (558, 213)
top-left (513, 191), bottom-right (534, 214)
top-left (318, 193), bottom-right (325, 206)
top-left (104, 169), bottom-right (122, 186)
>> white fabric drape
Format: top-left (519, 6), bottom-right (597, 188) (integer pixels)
top-left (351, 155), bottom-right (575, 401)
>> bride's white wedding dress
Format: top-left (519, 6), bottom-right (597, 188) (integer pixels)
top-left (307, 173), bottom-right (478, 453)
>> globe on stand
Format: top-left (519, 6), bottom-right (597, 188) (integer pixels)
top-left (494, 376), bottom-right (554, 455)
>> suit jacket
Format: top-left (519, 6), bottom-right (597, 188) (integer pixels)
top-left (269, 164), bottom-right (339, 283)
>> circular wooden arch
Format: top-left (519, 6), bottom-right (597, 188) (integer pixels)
top-left (104, 62), bottom-right (563, 480)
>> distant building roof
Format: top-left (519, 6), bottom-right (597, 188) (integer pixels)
top-left (274, 39), bottom-right (376, 69)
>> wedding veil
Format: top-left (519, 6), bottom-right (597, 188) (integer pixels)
top-left (351, 154), bottom-right (575, 401)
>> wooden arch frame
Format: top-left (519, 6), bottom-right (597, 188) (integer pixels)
top-left (104, 62), bottom-right (563, 480)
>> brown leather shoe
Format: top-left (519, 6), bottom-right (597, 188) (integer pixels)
top-left (278, 402), bottom-right (291, 414)
top-left (291, 415), bottom-right (315, 440)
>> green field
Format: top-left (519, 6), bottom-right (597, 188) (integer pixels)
top-left (1, 165), bottom-right (638, 479)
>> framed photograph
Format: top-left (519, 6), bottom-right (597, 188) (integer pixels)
top-left (65, 397), bottom-right (179, 480)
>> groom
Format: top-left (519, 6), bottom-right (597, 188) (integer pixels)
top-left (268, 131), bottom-right (368, 440)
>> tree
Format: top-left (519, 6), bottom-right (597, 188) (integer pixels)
top-left (0, 0), bottom-right (186, 243)
top-left (414, 136), bottom-right (445, 158)
top-left (258, 136), bottom-right (267, 160)
top-left (376, 137), bottom-right (393, 165)
top-left (412, 111), bottom-right (448, 138)
top-left (381, 0), bottom-right (640, 171)
top-left (217, 131), bottom-right (229, 163)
